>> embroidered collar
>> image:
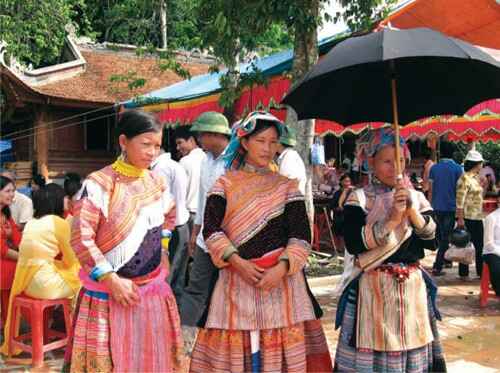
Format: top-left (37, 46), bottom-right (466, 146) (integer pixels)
top-left (242, 163), bottom-right (272, 175)
top-left (111, 158), bottom-right (147, 178)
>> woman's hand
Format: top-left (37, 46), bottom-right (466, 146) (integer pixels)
top-left (102, 273), bottom-right (140, 307)
top-left (228, 254), bottom-right (265, 285)
top-left (256, 261), bottom-right (288, 290)
top-left (387, 183), bottom-right (410, 229)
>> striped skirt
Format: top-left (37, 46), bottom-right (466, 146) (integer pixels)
top-left (333, 282), bottom-right (447, 372)
top-left (189, 319), bottom-right (332, 373)
top-left (63, 286), bottom-right (183, 372)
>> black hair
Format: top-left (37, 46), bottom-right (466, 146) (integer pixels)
top-left (439, 141), bottom-right (455, 159)
top-left (422, 148), bottom-right (432, 159)
top-left (117, 110), bottom-right (162, 139)
top-left (245, 119), bottom-right (280, 139)
top-left (64, 172), bottom-right (82, 198)
top-left (339, 173), bottom-right (351, 182)
top-left (464, 160), bottom-right (482, 172)
top-left (175, 126), bottom-right (196, 142)
top-left (0, 175), bottom-right (14, 219)
top-left (32, 174), bottom-right (46, 188)
top-left (33, 183), bottom-right (65, 219)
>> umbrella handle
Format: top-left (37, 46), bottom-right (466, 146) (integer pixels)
top-left (391, 78), bottom-right (403, 179)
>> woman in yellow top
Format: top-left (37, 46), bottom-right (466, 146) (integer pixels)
top-left (1, 183), bottom-right (80, 356)
top-left (456, 149), bottom-right (485, 279)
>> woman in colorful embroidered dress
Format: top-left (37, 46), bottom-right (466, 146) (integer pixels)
top-left (333, 128), bottom-right (446, 372)
top-left (63, 110), bottom-right (182, 373)
top-left (189, 111), bottom-right (332, 373)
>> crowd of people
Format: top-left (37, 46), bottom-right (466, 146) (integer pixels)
top-left (0, 108), bottom-right (498, 372)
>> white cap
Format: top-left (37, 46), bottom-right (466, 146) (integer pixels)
top-left (464, 150), bottom-right (484, 162)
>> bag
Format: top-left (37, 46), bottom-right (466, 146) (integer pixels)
top-left (444, 243), bottom-right (475, 265)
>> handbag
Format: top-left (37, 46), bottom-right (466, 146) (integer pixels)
top-left (444, 243), bottom-right (475, 265)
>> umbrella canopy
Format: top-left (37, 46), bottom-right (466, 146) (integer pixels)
top-left (282, 27), bottom-right (500, 125)
top-left (401, 114), bottom-right (500, 142)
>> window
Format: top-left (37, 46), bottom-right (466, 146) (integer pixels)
top-left (84, 112), bottom-right (112, 151)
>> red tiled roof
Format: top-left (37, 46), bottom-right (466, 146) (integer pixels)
top-left (380, 0), bottom-right (500, 49)
top-left (32, 49), bottom-right (210, 104)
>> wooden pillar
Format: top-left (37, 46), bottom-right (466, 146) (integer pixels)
top-left (34, 106), bottom-right (49, 180)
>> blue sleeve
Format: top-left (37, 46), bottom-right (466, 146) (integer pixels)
top-left (429, 165), bottom-right (435, 181)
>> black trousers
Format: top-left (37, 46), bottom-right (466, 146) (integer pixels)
top-left (433, 211), bottom-right (455, 271)
top-left (459, 219), bottom-right (484, 277)
top-left (167, 223), bottom-right (191, 302)
top-left (483, 254), bottom-right (500, 295)
top-left (178, 245), bottom-right (219, 327)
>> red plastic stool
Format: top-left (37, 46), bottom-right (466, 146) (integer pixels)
top-left (8, 295), bottom-right (72, 367)
top-left (480, 263), bottom-right (500, 307)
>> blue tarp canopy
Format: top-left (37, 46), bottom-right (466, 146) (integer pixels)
top-left (0, 140), bottom-right (12, 153)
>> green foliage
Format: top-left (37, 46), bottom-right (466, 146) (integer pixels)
top-left (0, 0), bottom-right (86, 68)
top-left (336, 0), bottom-right (399, 32)
top-left (477, 142), bottom-right (500, 174)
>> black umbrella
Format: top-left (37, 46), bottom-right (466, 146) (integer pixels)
top-left (282, 27), bottom-right (500, 175)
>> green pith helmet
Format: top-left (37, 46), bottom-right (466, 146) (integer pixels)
top-left (280, 126), bottom-right (297, 147)
top-left (190, 112), bottom-right (231, 135)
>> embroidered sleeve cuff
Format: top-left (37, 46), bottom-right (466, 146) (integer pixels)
top-left (363, 221), bottom-right (390, 250)
top-left (413, 215), bottom-right (436, 240)
top-left (222, 246), bottom-right (238, 261)
top-left (90, 262), bottom-right (114, 281)
top-left (284, 238), bottom-right (310, 275)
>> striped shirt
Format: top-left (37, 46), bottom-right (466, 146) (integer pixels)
top-left (456, 171), bottom-right (484, 220)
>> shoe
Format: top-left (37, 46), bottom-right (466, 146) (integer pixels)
top-left (432, 269), bottom-right (445, 277)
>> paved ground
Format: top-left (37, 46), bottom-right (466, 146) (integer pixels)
top-left (1, 251), bottom-right (499, 372)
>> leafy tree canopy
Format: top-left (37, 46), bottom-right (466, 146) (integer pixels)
top-left (0, 0), bottom-right (86, 68)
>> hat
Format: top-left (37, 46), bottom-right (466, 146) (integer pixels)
top-left (280, 126), bottom-right (297, 147)
top-left (190, 112), bottom-right (230, 135)
top-left (464, 150), bottom-right (484, 162)
top-left (224, 111), bottom-right (284, 169)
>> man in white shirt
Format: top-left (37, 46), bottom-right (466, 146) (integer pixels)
top-left (151, 151), bottom-right (190, 302)
top-left (0, 169), bottom-right (33, 230)
top-left (276, 126), bottom-right (307, 195)
top-left (175, 126), bottom-right (206, 224)
top-left (483, 190), bottom-right (500, 295)
top-left (179, 111), bottom-right (230, 332)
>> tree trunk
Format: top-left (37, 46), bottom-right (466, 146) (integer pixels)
top-left (160, 0), bottom-right (167, 49)
top-left (286, 0), bottom-right (319, 224)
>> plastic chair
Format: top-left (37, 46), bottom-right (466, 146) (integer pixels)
top-left (8, 295), bottom-right (72, 367)
top-left (480, 263), bottom-right (500, 307)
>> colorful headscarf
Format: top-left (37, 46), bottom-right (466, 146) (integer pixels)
top-left (224, 111), bottom-right (284, 169)
top-left (356, 127), bottom-right (411, 172)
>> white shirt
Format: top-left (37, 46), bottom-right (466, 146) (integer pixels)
top-left (179, 147), bottom-right (206, 214)
top-left (277, 148), bottom-right (307, 195)
top-left (10, 190), bottom-right (33, 225)
top-left (152, 153), bottom-right (190, 226)
top-left (483, 207), bottom-right (500, 257)
top-left (195, 148), bottom-right (227, 252)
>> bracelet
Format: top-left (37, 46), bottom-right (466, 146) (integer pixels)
top-left (97, 272), bottom-right (114, 282)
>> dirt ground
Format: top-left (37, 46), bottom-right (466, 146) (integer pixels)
top-left (1, 251), bottom-right (499, 372)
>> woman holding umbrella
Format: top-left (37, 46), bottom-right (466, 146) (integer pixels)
top-left (334, 128), bottom-right (446, 372)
